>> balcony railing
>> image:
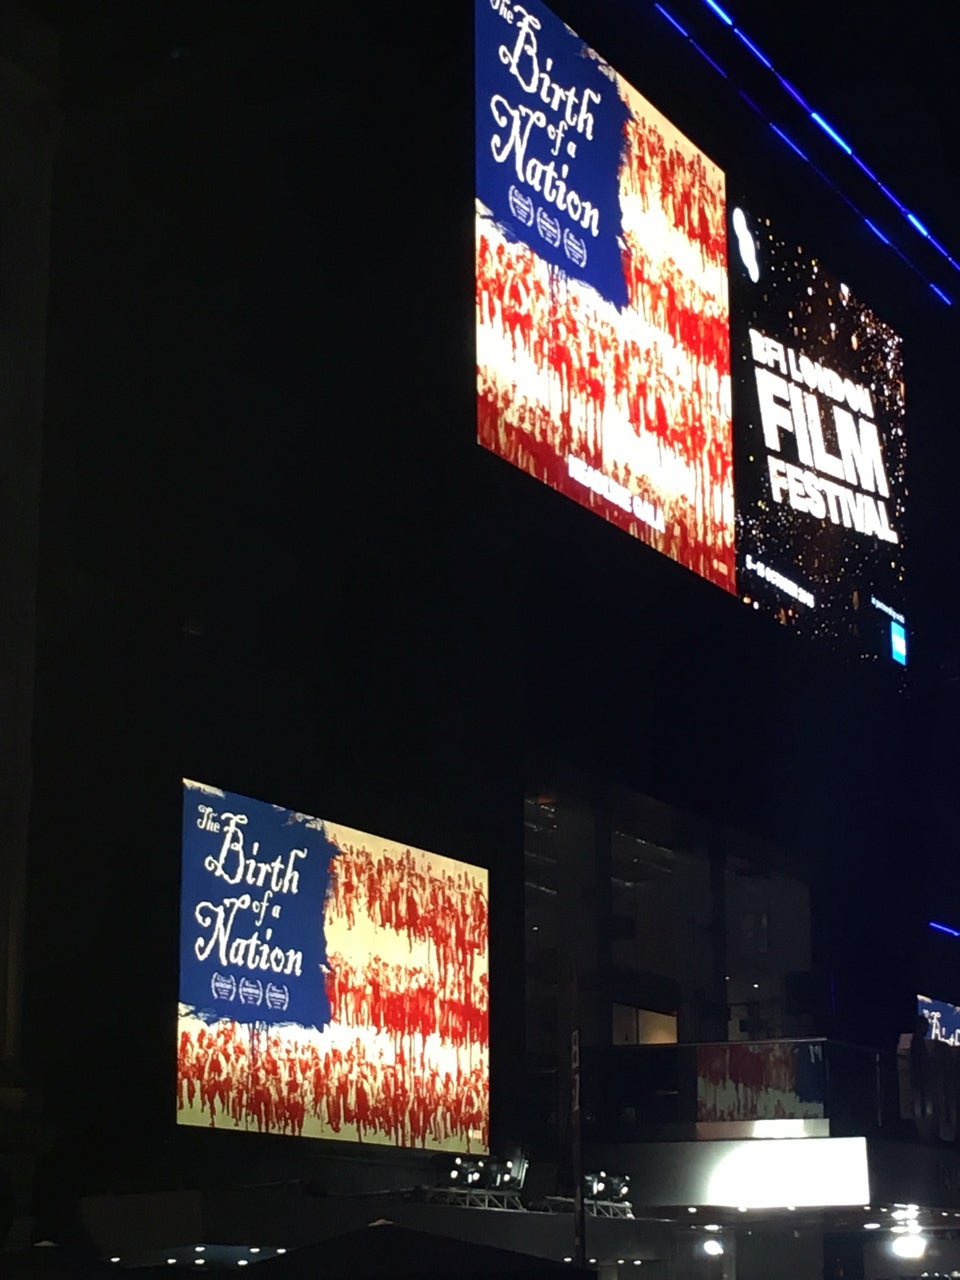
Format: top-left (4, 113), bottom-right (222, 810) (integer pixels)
top-left (582, 1040), bottom-right (911, 1141)
top-left (524, 1039), bottom-right (918, 1146)
top-left (583, 1039), bottom-right (911, 1141)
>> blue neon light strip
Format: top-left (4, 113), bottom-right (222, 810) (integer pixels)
top-left (930, 921), bottom-right (960, 938)
top-left (773, 71), bottom-right (811, 114)
top-left (770, 123), bottom-right (807, 163)
top-left (810, 112), bottom-right (852, 155)
top-left (689, 0), bottom-right (958, 284)
top-left (734, 28), bottom-right (771, 68)
top-left (690, 39), bottom-right (727, 78)
top-left (651, 2), bottom-right (953, 305)
top-left (702, 0), bottom-right (733, 25)
top-left (851, 153), bottom-right (881, 186)
top-left (864, 220), bottom-right (890, 247)
top-left (926, 233), bottom-right (956, 264)
top-left (653, 2), bottom-right (689, 37)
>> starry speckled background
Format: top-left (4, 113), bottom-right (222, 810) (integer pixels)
top-left (731, 208), bottom-right (907, 661)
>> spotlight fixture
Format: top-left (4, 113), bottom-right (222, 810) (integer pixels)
top-left (585, 1171), bottom-right (631, 1201)
top-left (431, 1149), bottom-right (528, 1191)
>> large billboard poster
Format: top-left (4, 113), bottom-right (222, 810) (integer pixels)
top-left (178, 780), bottom-right (489, 1151)
top-left (730, 208), bottom-right (907, 663)
top-left (475, 0), bottom-right (735, 592)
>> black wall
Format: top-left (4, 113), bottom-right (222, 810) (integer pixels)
top-left (20, 0), bottom-right (960, 1185)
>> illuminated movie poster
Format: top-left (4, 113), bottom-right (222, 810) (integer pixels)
top-left (729, 208), bottom-right (907, 663)
top-left (918, 994), bottom-right (960, 1045)
top-left (476, 0), bottom-right (734, 591)
top-left (178, 780), bottom-right (489, 1152)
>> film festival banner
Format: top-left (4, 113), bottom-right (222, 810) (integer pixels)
top-left (178, 780), bottom-right (489, 1151)
top-left (729, 208), bottom-right (907, 663)
top-left (476, 0), bottom-right (735, 592)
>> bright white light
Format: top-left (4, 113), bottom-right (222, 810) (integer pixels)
top-left (110, 1259), bottom-right (120, 1265)
top-left (702, 1239), bottom-right (725, 1257)
top-left (732, 208), bottom-right (760, 283)
top-left (891, 1234), bottom-right (927, 1260)
top-left (276, 1250), bottom-right (286, 1255)
top-left (195, 1247), bottom-right (205, 1253)
top-left (195, 1261), bottom-right (205, 1267)
top-left (249, 1249), bottom-right (260, 1254)
top-left (704, 1225), bottom-right (721, 1232)
top-left (863, 1223), bottom-right (881, 1230)
top-left (563, 1258), bottom-right (572, 1264)
top-left (705, 1136), bottom-right (870, 1209)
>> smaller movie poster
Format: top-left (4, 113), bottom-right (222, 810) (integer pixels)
top-left (729, 208), bottom-right (907, 664)
top-left (697, 1042), bottom-right (825, 1122)
top-left (918, 993), bottom-right (960, 1045)
top-left (178, 780), bottom-right (489, 1151)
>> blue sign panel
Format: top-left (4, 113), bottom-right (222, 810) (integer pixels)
top-left (180, 780), bottom-right (334, 1029)
top-left (891, 620), bottom-right (907, 665)
top-left (476, 0), bottom-right (630, 308)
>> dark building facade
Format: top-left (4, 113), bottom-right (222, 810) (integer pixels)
top-left (4, 1), bottom-right (960, 1277)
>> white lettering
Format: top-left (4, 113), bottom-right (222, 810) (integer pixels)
top-left (833, 406), bottom-right (890, 497)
